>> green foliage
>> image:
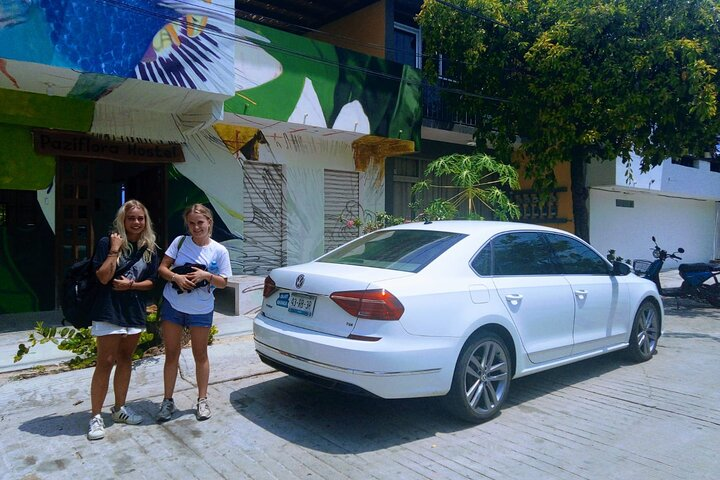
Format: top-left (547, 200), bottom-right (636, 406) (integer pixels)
top-left (411, 152), bottom-right (521, 221)
top-left (14, 322), bottom-right (97, 370)
top-left (423, 198), bottom-right (458, 221)
top-left (419, 0), bottom-right (720, 236)
top-left (420, 0), bottom-right (720, 168)
top-left (606, 249), bottom-right (632, 265)
top-left (339, 209), bottom-right (407, 235)
top-left (13, 309), bottom-right (218, 370)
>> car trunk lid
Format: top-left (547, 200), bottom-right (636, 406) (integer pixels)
top-left (261, 263), bottom-right (412, 337)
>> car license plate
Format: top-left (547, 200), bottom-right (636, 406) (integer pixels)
top-left (288, 293), bottom-right (316, 317)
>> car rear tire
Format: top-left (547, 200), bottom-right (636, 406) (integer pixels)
top-left (445, 332), bottom-right (512, 423)
top-left (627, 299), bottom-right (660, 362)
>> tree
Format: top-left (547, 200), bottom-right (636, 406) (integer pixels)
top-left (412, 152), bottom-right (521, 220)
top-left (418, 0), bottom-right (720, 240)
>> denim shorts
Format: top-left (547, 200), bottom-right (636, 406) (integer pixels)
top-left (160, 301), bottom-right (213, 328)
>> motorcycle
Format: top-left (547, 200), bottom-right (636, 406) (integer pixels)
top-left (633, 236), bottom-right (720, 307)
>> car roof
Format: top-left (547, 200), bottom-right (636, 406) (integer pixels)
top-left (385, 220), bottom-right (567, 237)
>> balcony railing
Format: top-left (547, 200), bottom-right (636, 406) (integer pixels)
top-left (422, 80), bottom-right (478, 128)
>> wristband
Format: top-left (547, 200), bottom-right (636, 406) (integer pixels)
top-left (171, 274), bottom-right (176, 283)
top-left (107, 252), bottom-right (119, 257)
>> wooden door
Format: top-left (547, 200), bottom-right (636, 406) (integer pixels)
top-left (55, 158), bottom-right (95, 288)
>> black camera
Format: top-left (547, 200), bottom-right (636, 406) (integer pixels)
top-left (170, 263), bottom-right (208, 293)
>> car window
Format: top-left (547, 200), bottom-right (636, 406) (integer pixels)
top-left (489, 232), bottom-right (560, 275)
top-left (318, 229), bottom-right (467, 273)
top-left (544, 233), bottom-right (610, 275)
top-left (471, 245), bottom-right (492, 275)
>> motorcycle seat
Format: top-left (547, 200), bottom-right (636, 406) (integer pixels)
top-left (679, 263), bottom-right (712, 274)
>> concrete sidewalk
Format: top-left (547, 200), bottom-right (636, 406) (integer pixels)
top-left (0, 310), bottom-right (257, 375)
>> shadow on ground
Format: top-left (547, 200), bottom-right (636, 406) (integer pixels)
top-left (229, 350), bottom-right (636, 454)
top-left (17, 399), bottom-right (164, 438)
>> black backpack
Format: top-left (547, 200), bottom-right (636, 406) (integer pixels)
top-left (61, 245), bottom-right (148, 329)
top-left (61, 257), bottom-right (98, 329)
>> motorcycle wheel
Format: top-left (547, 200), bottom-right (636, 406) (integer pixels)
top-left (704, 284), bottom-right (720, 307)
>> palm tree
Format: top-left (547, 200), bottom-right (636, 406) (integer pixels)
top-left (412, 153), bottom-right (521, 221)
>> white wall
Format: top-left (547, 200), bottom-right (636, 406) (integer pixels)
top-left (257, 129), bottom-right (378, 266)
top-left (589, 188), bottom-right (717, 267)
top-left (588, 154), bottom-right (720, 201)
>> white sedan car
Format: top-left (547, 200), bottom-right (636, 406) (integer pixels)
top-left (253, 221), bottom-right (662, 422)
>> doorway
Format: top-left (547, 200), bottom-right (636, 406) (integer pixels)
top-left (55, 157), bottom-right (167, 301)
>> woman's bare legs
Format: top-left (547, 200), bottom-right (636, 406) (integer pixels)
top-left (161, 321), bottom-right (184, 399)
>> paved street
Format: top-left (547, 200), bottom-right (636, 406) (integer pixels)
top-left (1, 299), bottom-right (719, 480)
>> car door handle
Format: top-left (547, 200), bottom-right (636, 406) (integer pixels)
top-left (575, 290), bottom-right (588, 300)
top-left (505, 294), bottom-right (523, 305)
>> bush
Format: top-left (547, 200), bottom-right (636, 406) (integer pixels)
top-left (14, 305), bottom-right (218, 370)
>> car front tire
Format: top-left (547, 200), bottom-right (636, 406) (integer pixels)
top-left (627, 299), bottom-right (660, 362)
top-left (445, 332), bottom-right (512, 423)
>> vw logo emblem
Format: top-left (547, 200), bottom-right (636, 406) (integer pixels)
top-left (295, 274), bottom-right (305, 289)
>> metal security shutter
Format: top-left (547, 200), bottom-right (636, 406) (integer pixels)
top-left (243, 162), bottom-right (286, 275)
top-left (324, 169), bottom-right (360, 252)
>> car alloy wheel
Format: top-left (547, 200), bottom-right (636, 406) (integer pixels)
top-left (447, 333), bottom-right (511, 423)
top-left (628, 299), bottom-right (660, 362)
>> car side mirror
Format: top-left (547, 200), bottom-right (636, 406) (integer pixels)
top-left (612, 261), bottom-right (632, 276)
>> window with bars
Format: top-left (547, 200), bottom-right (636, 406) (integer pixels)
top-left (509, 189), bottom-right (568, 224)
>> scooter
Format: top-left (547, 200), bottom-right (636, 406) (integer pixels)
top-left (634, 236), bottom-right (720, 307)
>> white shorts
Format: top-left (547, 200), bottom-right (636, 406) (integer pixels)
top-left (91, 321), bottom-right (144, 337)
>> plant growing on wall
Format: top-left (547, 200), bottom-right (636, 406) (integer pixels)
top-left (411, 152), bottom-right (521, 221)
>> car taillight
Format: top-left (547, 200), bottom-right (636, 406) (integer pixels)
top-left (263, 276), bottom-right (277, 298)
top-left (330, 289), bottom-right (404, 320)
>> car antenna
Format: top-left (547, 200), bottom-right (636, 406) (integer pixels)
top-left (423, 214), bottom-right (432, 225)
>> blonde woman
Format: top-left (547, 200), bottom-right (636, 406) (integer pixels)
top-left (156, 203), bottom-right (231, 422)
top-left (87, 200), bottom-right (159, 440)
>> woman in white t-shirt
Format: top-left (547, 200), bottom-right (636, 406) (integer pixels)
top-left (156, 203), bottom-right (232, 422)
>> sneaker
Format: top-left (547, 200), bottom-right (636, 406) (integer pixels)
top-left (87, 414), bottom-right (105, 441)
top-left (111, 405), bottom-right (142, 425)
top-left (156, 398), bottom-right (176, 423)
top-left (196, 397), bottom-right (211, 421)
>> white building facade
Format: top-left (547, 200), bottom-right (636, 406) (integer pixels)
top-left (587, 155), bottom-right (720, 267)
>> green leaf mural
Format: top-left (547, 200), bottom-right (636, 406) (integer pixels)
top-left (0, 124), bottom-right (54, 190)
top-left (227, 19), bottom-right (421, 140)
top-left (227, 20), bottom-right (339, 125)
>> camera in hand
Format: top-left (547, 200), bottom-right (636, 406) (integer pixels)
top-left (170, 263), bottom-right (208, 293)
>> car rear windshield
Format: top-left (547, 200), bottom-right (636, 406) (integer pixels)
top-left (318, 229), bottom-right (467, 272)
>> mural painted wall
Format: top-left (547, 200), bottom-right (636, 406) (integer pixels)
top-left (0, 1), bottom-right (235, 314)
top-left (0, 91), bottom-right (94, 314)
top-left (227, 19), bottom-right (421, 144)
top-left (0, 11), bottom-right (420, 313)
top-left (0, 0), bottom-right (235, 94)
top-left (171, 20), bottom-right (420, 272)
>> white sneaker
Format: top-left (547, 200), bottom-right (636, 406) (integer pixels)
top-left (111, 405), bottom-right (142, 425)
top-left (196, 397), bottom-right (212, 421)
top-left (87, 414), bottom-right (105, 440)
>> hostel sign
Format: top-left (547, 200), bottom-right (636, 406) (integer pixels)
top-left (33, 129), bottom-right (184, 163)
